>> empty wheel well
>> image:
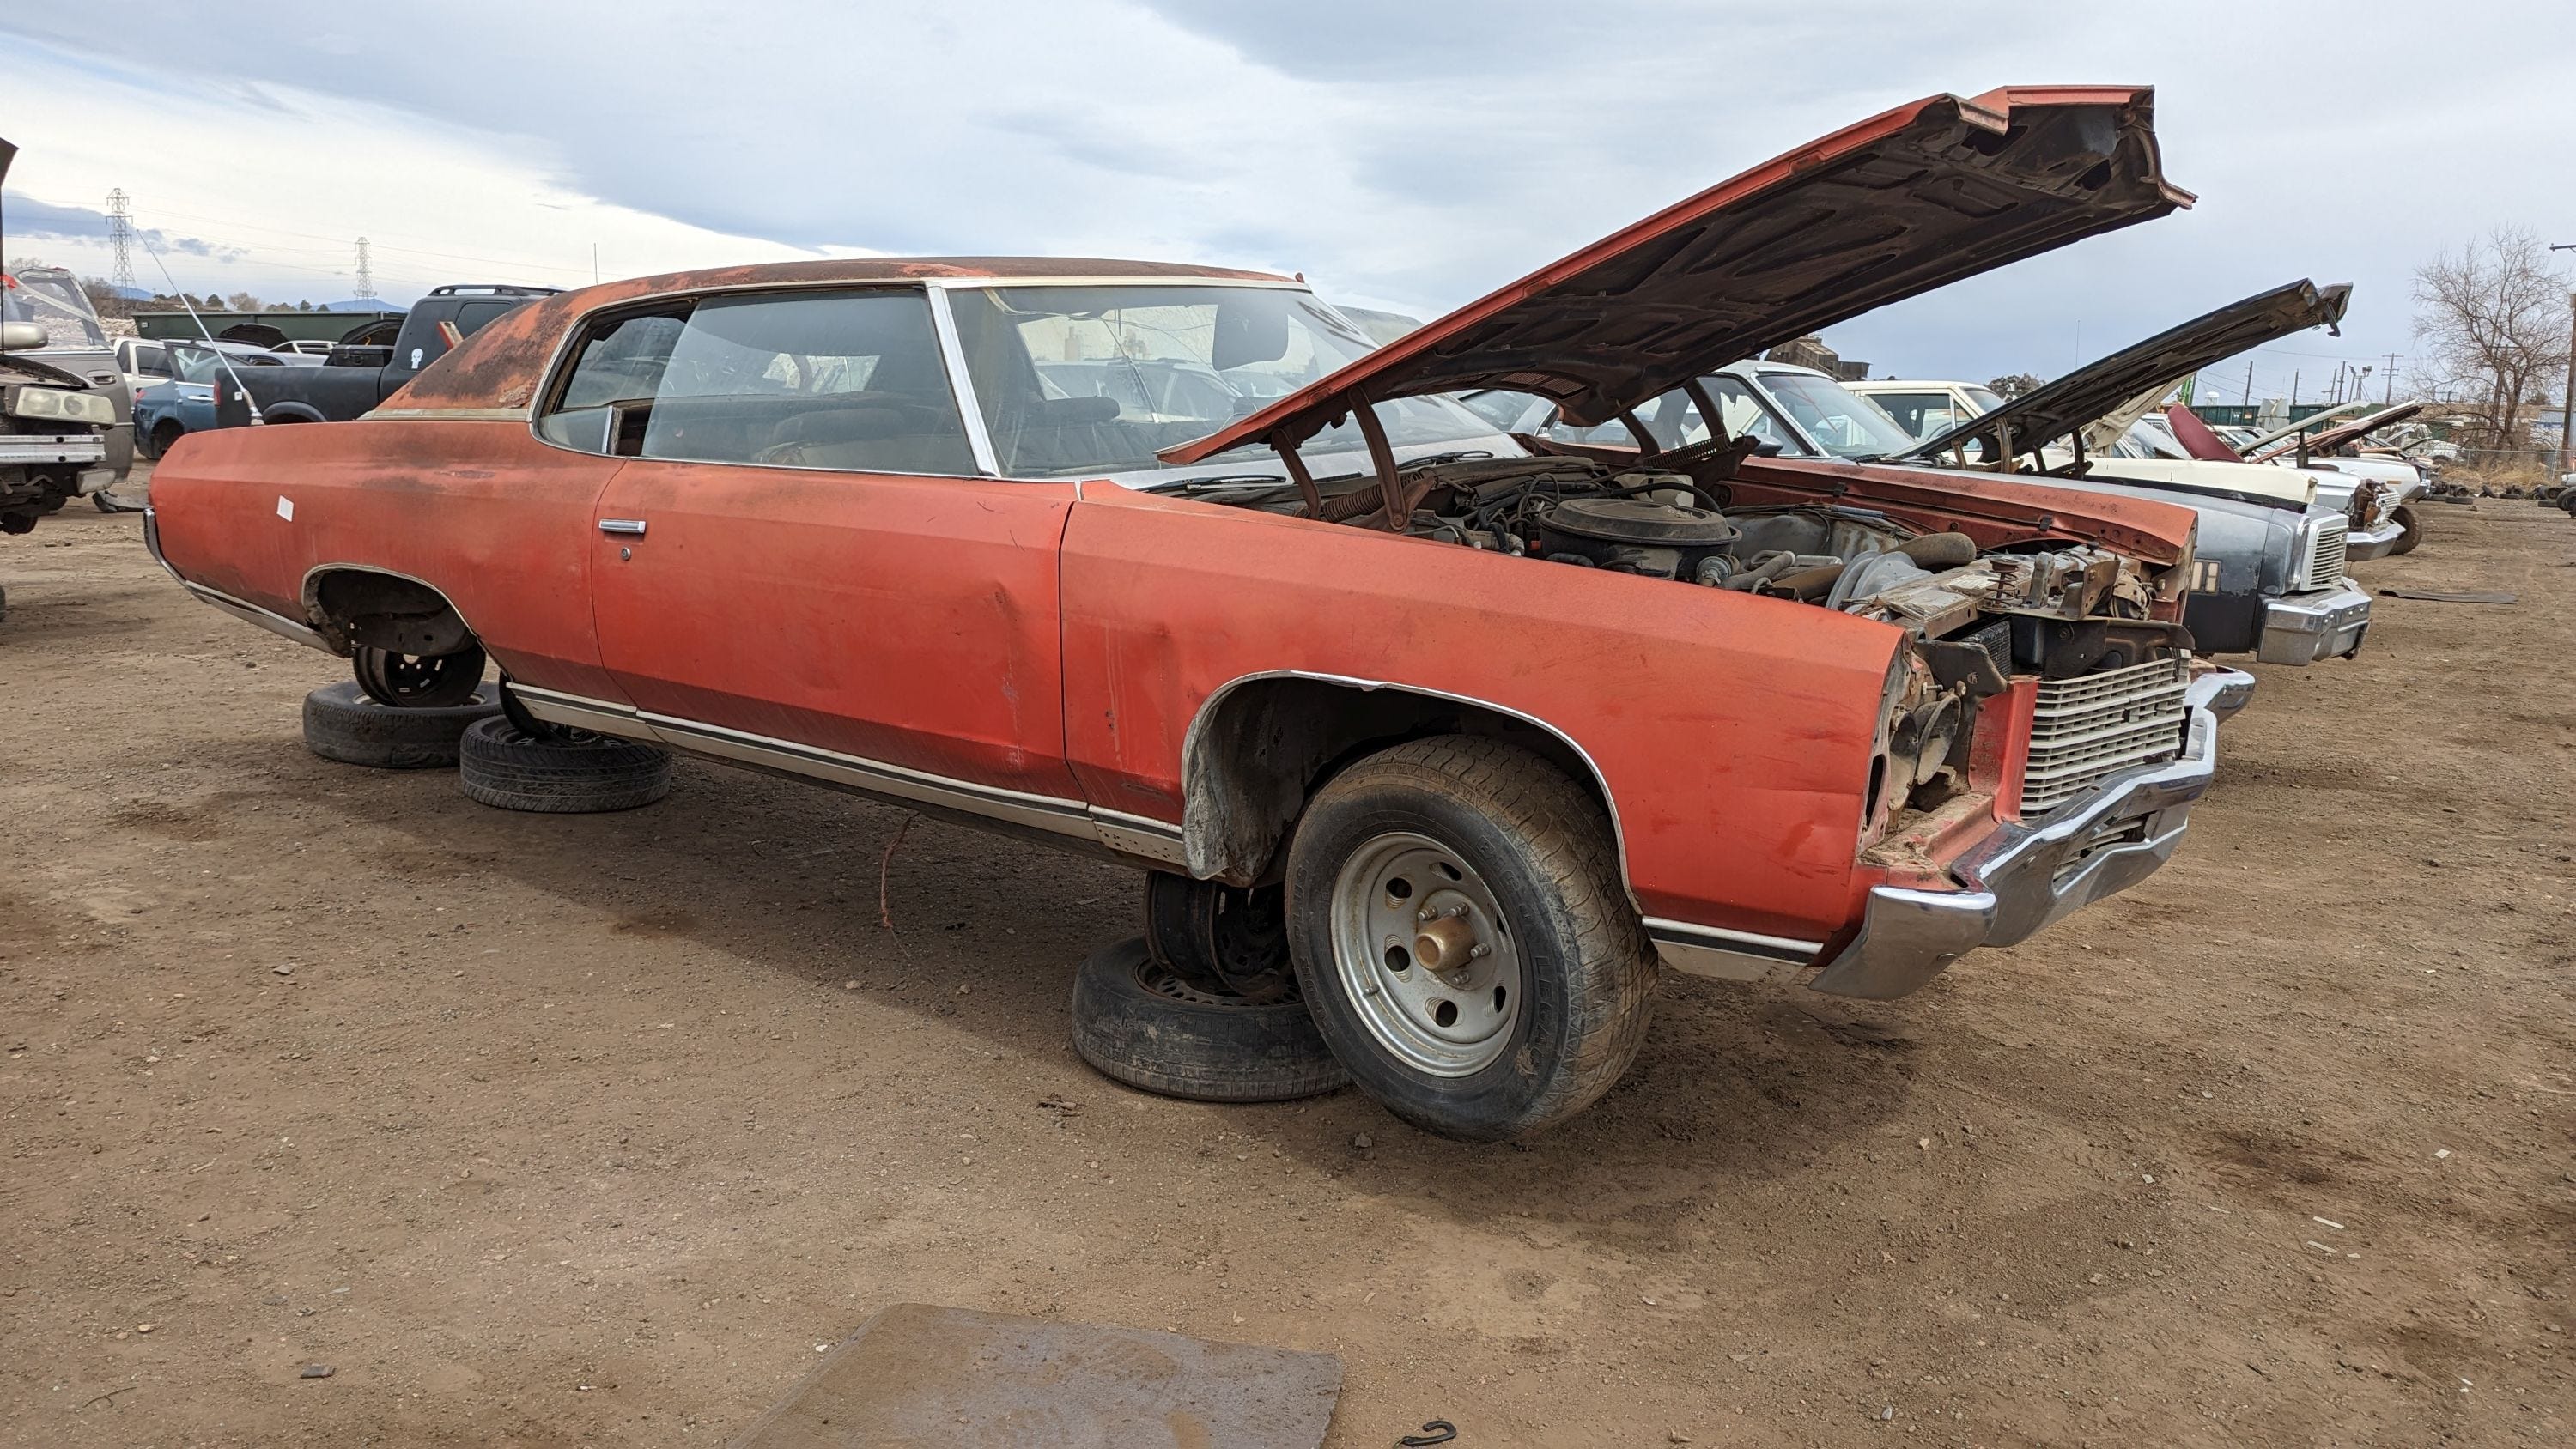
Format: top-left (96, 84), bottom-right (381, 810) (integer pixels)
top-left (1179, 675), bottom-right (1629, 897)
top-left (303, 568), bottom-right (474, 658)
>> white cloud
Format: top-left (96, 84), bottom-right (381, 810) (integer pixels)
top-left (1, 35), bottom-right (852, 305)
top-left (6, 0), bottom-right (2573, 397)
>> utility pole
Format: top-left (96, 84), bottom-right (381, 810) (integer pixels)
top-left (353, 237), bottom-right (377, 301)
top-left (2551, 244), bottom-right (2576, 481)
top-left (2384, 353), bottom-right (2398, 405)
top-left (2244, 360), bottom-right (2255, 407)
top-left (105, 189), bottom-right (135, 294)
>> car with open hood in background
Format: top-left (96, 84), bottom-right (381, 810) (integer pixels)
top-left (148, 87), bottom-right (2251, 1141)
top-left (1851, 282), bottom-right (2416, 559)
top-left (1844, 282), bottom-right (2403, 664)
top-left (0, 140), bottom-right (125, 552)
top-left (2227, 401), bottom-right (2432, 552)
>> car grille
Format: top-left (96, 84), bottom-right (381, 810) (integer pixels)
top-left (2301, 517), bottom-right (2348, 591)
top-left (2020, 655), bottom-right (2192, 815)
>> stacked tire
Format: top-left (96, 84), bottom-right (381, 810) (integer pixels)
top-left (302, 645), bottom-right (671, 814)
top-left (1069, 736), bottom-right (1658, 1143)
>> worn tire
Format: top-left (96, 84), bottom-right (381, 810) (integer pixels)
top-left (1070, 937), bottom-right (1348, 1103)
top-left (456, 716), bottom-right (671, 813)
top-left (2388, 503), bottom-right (2422, 556)
top-left (1144, 872), bottom-right (1297, 1004)
top-left (301, 679), bottom-right (500, 769)
top-left (1285, 736), bottom-right (1656, 1143)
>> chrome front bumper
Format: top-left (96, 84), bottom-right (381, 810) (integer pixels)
top-left (1804, 667), bottom-right (2251, 1001)
top-left (2344, 517), bottom-right (2404, 561)
top-left (2256, 582), bottom-right (2371, 664)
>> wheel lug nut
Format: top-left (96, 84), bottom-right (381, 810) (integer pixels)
top-left (1416, 908), bottom-right (1433, 923)
top-left (1469, 943), bottom-right (1492, 959)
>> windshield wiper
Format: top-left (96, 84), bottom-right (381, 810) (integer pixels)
top-left (1398, 449), bottom-right (1495, 470)
top-left (1139, 474), bottom-right (1291, 495)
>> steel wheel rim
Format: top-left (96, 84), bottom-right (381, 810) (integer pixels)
top-left (1328, 830), bottom-right (1522, 1077)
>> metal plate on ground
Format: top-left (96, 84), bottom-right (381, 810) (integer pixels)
top-left (732, 1303), bottom-right (1342, 1448)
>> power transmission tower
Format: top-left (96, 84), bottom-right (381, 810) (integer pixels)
top-left (353, 237), bottom-right (377, 300)
top-left (106, 189), bottom-right (136, 294)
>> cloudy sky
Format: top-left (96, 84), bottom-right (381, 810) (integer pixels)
top-left (6, 1), bottom-right (2572, 401)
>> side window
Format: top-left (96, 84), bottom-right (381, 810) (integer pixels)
top-left (134, 345), bottom-right (173, 379)
top-left (1700, 377), bottom-right (1809, 456)
top-left (1868, 391), bottom-right (1965, 441)
top-left (538, 310), bottom-right (689, 455)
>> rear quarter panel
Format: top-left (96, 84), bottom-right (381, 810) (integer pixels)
top-left (1060, 487), bottom-right (1900, 942)
top-left (149, 421), bottom-right (627, 699)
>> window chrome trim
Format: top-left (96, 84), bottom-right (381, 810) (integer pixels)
top-left (925, 286), bottom-right (1002, 476)
top-left (522, 282), bottom-right (989, 480)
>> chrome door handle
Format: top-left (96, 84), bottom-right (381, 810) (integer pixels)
top-left (598, 518), bottom-right (647, 537)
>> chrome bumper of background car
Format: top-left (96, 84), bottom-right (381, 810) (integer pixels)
top-left (2256, 583), bottom-right (2371, 664)
top-left (0, 433), bottom-right (107, 466)
top-left (1804, 668), bottom-right (2249, 1001)
top-left (2344, 518), bottom-right (2403, 561)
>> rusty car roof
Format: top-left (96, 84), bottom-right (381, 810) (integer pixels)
top-left (1161, 85), bottom-right (2194, 466)
top-left (1907, 279), bottom-right (2351, 464)
top-left (383, 257), bottom-right (1291, 415)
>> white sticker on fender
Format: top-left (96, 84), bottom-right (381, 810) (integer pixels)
top-left (276, 495), bottom-right (295, 522)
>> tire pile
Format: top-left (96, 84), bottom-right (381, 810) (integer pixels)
top-left (302, 647), bottom-right (671, 813)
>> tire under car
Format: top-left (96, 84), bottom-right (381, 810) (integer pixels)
top-left (1069, 937), bottom-right (1347, 1104)
top-left (456, 716), bottom-right (673, 814)
top-left (301, 679), bottom-right (501, 769)
top-left (1078, 736), bottom-right (1657, 1142)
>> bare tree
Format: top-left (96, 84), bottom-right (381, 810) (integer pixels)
top-left (2412, 227), bottom-right (2569, 449)
top-left (1988, 373), bottom-right (2044, 400)
top-left (225, 291), bottom-right (264, 312)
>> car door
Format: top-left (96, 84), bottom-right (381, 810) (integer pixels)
top-left (558, 287), bottom-right (1089, 821)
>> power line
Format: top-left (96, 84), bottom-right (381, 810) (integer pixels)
top-left (106, 189), bottom-right (135, 293)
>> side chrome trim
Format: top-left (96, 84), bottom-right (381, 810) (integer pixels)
top-left (508, 687), bottom-right (1197, 865)
top-left (507, 685), bottom-right (648, 737)
top-left (1178, 669), bottom-right (1639, 910)
top-left (925, 286), bottom-right (1003, 477)
top-left (181, 581), bottom-right (330, 651)
top-left (1645, 917), bottom-right (1827, 983)
top-left (510, 686), bottom-right (1100, 840)
top-left (1088, 805), bottom-right (1188, 867)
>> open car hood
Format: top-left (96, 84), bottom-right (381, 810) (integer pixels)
top-left (1163, 85), bottom-right (2190, 465)
top-left (1907, 279), bottom-right (2350, 464)
top-left (2233, 399), bottom-right (2374, 454)
top-left (2248, 400), bottom-right (2427, 461)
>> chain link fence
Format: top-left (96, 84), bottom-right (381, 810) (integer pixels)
top-left (2442, 446), bottom-right (2562, 486)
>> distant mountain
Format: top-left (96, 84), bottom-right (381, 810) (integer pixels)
top-left (319, 299), bottom-right (405, 312)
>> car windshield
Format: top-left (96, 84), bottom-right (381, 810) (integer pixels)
top-left (945, 283), bottom-right (1504, 480)
top-left (1753, 371), bottom-right (1918, 459)
top-left (2, 270), bottom-right (111, 349)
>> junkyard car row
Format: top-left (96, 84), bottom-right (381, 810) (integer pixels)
top-left (33, 87), bottom-right (2490, 1138)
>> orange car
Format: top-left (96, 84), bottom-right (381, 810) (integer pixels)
top-left (149, 88), bottom-right (2251, 1139)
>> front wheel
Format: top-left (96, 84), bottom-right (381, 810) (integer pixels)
top-left (1285, 736), bottom-right (1655, 1142)
top-left (2389, 503), bottom-right (2422, 556)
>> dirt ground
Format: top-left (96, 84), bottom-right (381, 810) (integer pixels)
top-left (4, 482), bottom-right (2573, 1447)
